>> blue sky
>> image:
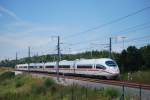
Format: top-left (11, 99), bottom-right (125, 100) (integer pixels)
top-left (0, 0), bottom-right (150, 60)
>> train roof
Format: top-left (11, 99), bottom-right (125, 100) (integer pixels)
top-left (28, 63), bottom-right (35, 66)
top-left (45, 62), bottom-right (56, 65)
top-left (59, 60), bottom-right (74, 65)
top-left (75, 58), bottom-right (114, 65)
top-left (75, 59), bottom-right (95, 65)
top-left (34, 63), bottom-right (44, 66)
top-left (16, 63), bottom-right (28, 66)
top-left (94, 58), bottom-right (114, 62)
top-left (16, 58), bottom-right (115, 66)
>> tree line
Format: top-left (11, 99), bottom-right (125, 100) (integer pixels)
top-left (0, 45), bottom-right (150, 73)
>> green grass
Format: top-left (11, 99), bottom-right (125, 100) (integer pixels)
top-left (121, 70), bottom-right (150, 84)
top-left (0, 71), bottom-right (123, 100)
top-left (0, 67), bottom-right (12, 75)
top-left (103, 88), bottom-right (120, 99)
top-left (1, 68), bottom-right (148, 100)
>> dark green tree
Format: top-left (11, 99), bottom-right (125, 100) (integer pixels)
top-left (140, 45), bottom-right (150, 69)
top-left (119, 50), bottom-right (128, 73)
top-left (126, 46), bottom-right (143, 71)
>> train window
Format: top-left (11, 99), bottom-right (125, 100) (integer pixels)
top-left (39, 66), bottom-right (43, 68)
top-left (36, 66), bottom-right (42, 68)
top-left (45, 66), bottom-right (54, 68)
top-left (96, 64), bottom-right (106, 69)
top-left (29, 66), bottom-right (34, 68)
top-left (77, 65), bottom-right (92, 69)
top-left (59, 65), bottom-right (70, 68)
top-left (19, 66), bottom-right (27, 68)
top-left (105, 61), bottom-right (117, 67)
top-left (23, 66), bottom-right (27, 68)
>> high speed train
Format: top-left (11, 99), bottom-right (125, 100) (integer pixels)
top-left (15, 58), bottom-right (120, 79)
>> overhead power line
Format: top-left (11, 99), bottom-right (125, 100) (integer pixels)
top-left (69, 22), bottom-right (150, 46)
top-left (66, 35), bottom-right (150, 53)
top-left (64, 6), bottom-right (150, 39)
top-left (113, 35), bottom-right (150, 44)
top-left (115, 21), bottom-right (150, 35)
top-left (135, 42), bottom-right (150, 47)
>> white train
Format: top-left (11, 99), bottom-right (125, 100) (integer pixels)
top-left (15, 58), bottom-right (120, 79)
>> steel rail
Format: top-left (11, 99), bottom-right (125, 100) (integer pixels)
top-left (47, 73), bottom-right (150, 90)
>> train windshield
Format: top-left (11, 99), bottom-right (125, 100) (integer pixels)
top-left (105, 61), bottom-right (117, 67)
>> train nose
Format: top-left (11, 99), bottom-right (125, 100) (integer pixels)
top-left (109, 67), bottom-right (120, 74)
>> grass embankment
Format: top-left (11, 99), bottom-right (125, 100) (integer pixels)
top-left (121, 70), bottom-right (150, 84)
top-left (0, 71), bottom-right (121, 100)
top-left (0, 67), bottom-right (12, 74)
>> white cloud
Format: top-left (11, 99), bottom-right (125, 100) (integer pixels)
top-left (0, 5), bottom-right (21, 21)
top-left (0, 34), bottom-right (51, 48)
top-left (0, 5), bottom-right (85, 60)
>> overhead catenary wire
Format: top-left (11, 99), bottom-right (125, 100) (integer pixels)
top-left (63, 35), bottom-right (150, 54)
top-left (45, 6), bottom-right (150, 56)
top-left (64, 6), bottom-right (150, 39)
top-left (68, 23), bottom-right (150, 46)
top-left (115, 24), bottom-right (150, 36)
top-left (113, 42), bottom-right (150, 50)
top-left (113, 34), bottom-right (150, 44)
top-left (135, 42), bottom-right (150, 47)
top-left (114, 21), bottom-right (150, 34)
top-left (66, 42), bottom-right (150, 54)
top-left (62, 42), bottom-right (110, 54)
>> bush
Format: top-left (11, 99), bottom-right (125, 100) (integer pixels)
top-left (31, 83), bottom-right (46, 94)
top-left (104, 88), bottom-right (120, 99)
top-left (15, 80), bottom-right (24, 88)
top-left (14, 75), bottom-right (25, 88)
top-left (44, 78), bottom-right (55, 88)
top-left (0, 71), bottom-right (15, 81)
top-left (50, 85), bottom-right (57, 95)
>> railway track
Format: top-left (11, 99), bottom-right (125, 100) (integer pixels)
top-left (47, 73), bottom-right (150, 90)
top-left (18, 70), bottom-right (150, 90)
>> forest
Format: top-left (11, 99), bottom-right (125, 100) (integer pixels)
top-left (0, 45), bottom-right (150, 73)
